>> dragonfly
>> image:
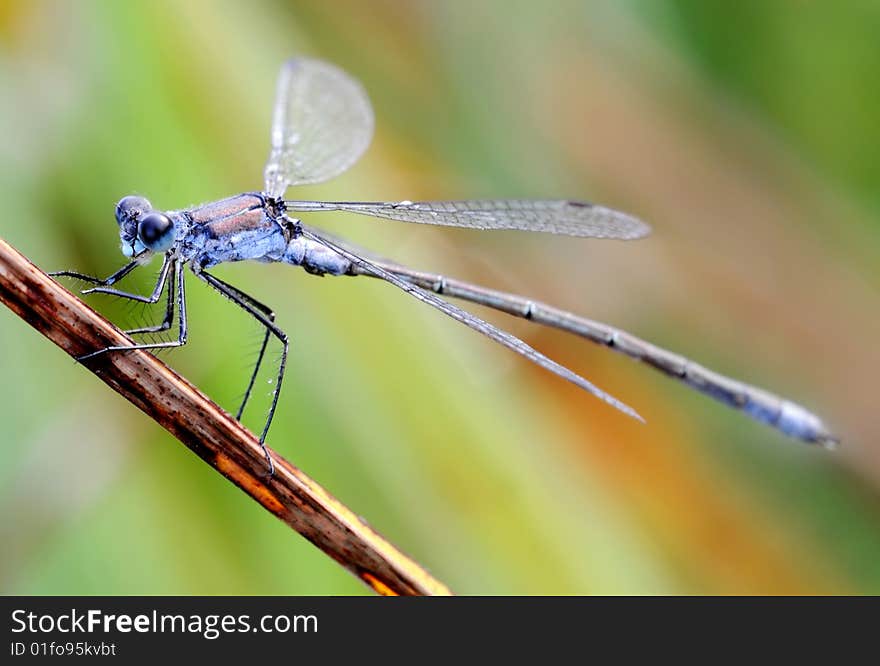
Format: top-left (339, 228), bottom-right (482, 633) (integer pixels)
top-left (52, 57), bottom-right (836, 474)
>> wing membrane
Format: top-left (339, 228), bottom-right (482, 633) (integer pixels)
top-left (286, 199), bottom-right (650, 239)
top-left (264, 58), bottom-right (374, 197)
top-left (300, 228), bottom-right (644, 421)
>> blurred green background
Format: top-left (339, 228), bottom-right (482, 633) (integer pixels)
top-left (1, 0), bottom-right (878, 595)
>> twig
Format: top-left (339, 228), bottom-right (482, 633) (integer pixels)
top-left (0, 237), bottom-right (451, 596)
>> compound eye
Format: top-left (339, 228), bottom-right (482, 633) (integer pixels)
top-left (138, 212), bottom-right (173, 250)
top-left (116, 195), bottom-right (152, 225)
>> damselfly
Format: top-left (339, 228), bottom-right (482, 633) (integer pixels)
top-left (53, 58), bottom-right (836, 474)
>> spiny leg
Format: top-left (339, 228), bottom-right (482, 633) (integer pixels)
top-left (75, 254), bottom-right (175, 336)
top-left (80, 253), bottom-right (172, 303)
top-left (50, 258), bottom-right (141, 287)
top-left (196, 272), bottom-right (276, 421)
top-left (125, 265), bottom-right (176, 336)
top-left (56, 254), bottom-right (177, 338)
top-left (195, 267), bottom-right (287, 476)
top-left (77, 260), bottom-right (188, 361)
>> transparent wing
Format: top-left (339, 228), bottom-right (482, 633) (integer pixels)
top-left (300, 227), bottom-right (644, 422)
top-left (285, 199), bottom-right (650, 239)
top-left (263, 57), bottom-right (374, 197)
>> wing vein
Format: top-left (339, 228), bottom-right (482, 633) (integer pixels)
top-left (300, 228), bottom-right (644, 421)
top-left (286, 199), bottom-right (650, 239)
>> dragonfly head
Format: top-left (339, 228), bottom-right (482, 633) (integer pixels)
top-left (115, 195), bottom-right (176, 257)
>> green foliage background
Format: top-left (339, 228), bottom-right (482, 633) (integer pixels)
top-left (1, 0), bottom-right (878, 594)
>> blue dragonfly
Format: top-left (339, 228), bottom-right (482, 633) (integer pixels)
top-left (53, 58), bottom-right (837, 474)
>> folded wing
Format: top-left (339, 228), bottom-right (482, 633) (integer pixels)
top-left (286, 199), bottom-right (650, 239)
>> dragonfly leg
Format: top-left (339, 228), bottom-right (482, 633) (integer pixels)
top-left (50, 259), bottom-right (141, 287)
top-left (79, 253), bottom-right (172, 303)
top-left (125, 265), bottom-right (176, 336)
top-left (77, 260), bottom-right (188, 360)
top-left (193, 272), bottom-right (276, 421)
top-left (193, 266), bottom-right (287, 476)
